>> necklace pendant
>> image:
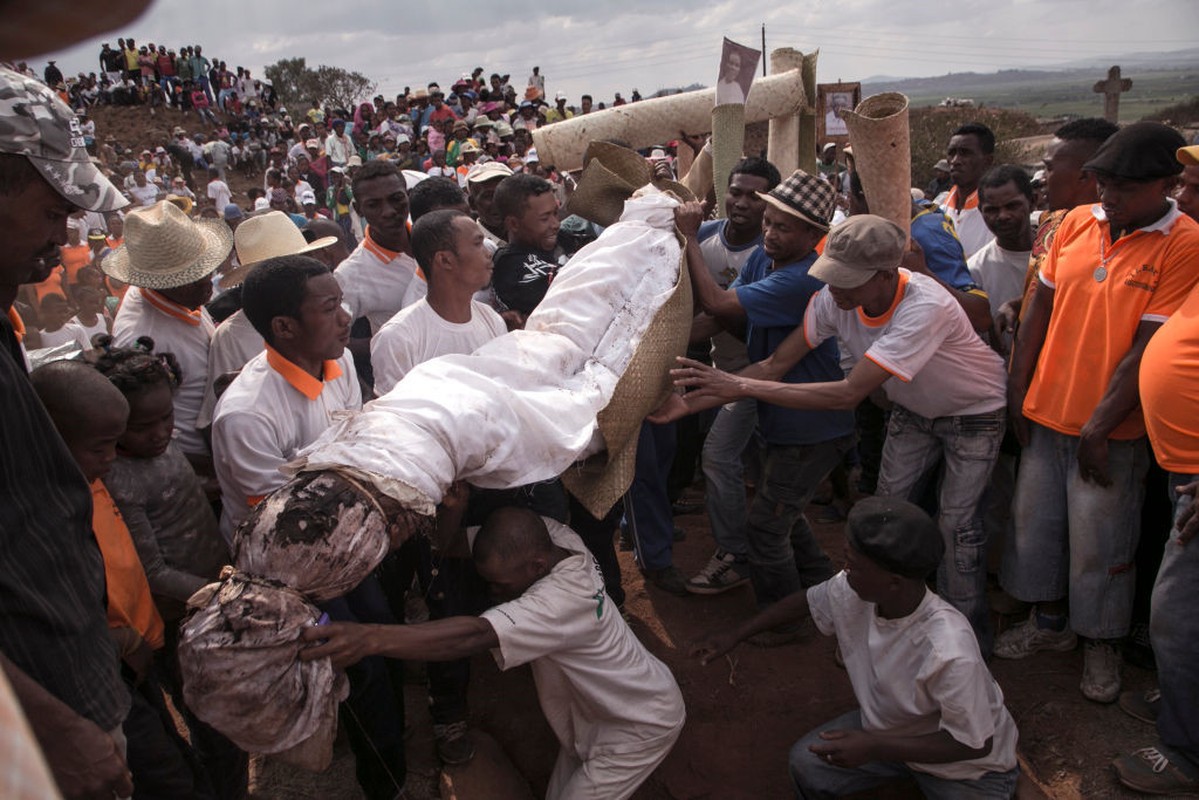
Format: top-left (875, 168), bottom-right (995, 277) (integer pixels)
top-left (1094, 266), bottom-right (1108, 282)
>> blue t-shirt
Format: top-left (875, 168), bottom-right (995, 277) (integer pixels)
top-left (733, 248), bottom-right (855, 446)
top-left (911, 201), bottom-right (977, 291)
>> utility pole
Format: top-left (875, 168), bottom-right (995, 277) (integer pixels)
top-left (761, 23), bottom-right (767, 75)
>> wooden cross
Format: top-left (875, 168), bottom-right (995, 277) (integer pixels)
top-left (1093, 65), bottom-right (1133, 123)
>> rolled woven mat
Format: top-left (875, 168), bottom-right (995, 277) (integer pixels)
top-left (560, 246), bottom-right (693, 518)
top-left (768, 48), bottom-right (807, 177)
top-left (532, 69), bottom-right (806, 173)
top-left (843, 92), bottom-right (912, 243)
top-left (711, 103), bottom-right (746, 219)
top-left (799, 51), bottom-right (820, 174)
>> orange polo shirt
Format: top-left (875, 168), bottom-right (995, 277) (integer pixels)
top-left (91, 480), bottom-right (165, 650)
top-left (1023, 203), bottom-right (1199, 440)
top-left (32, 266), bottom-right (65, 304)
top-left (60, 244), bottom-right (92, 285)
top-left (1141, 280), bottom-right (1199, 472)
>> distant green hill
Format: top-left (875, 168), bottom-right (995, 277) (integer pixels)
top-left (863, 66), bottom-right (1199, 122)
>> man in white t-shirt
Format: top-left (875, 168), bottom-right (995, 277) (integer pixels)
top-left (205, 166), bottom-right (232, 213)
top-left (967, 165), bottom-right (1035, 352)
top-left (940, 122), bottom-right (996, 258)
top-left (334, 159), bottom-right (421, 334)
top-left (695, 497), bottom-right (1019, 798)
top-left (302, 506), bottom-right (686, 800)
top-left (212, 255), bottom-right (360, 543)
top-left (659, 215), bottom-right (1008, 655)
top-left (372, 209), bottom-right (505, 395)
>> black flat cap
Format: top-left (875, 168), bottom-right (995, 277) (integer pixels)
top-left (846, 497), bottom-right (944, 580)
top-left (1083, 121), bottom-right (1186, 181)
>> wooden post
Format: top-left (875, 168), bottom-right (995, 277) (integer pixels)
top-left (1093, 65), bottom-right (1132, 123)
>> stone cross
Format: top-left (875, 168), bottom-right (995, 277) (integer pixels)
top-left (1093, 65), bottom-right (1133, 123)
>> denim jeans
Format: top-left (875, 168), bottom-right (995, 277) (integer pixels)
top-left (701, 398), bottom-right (758, 561)
top-left (789, 710), bottom-right (1019, 799)
top-left (747, 434), bottom-right (855, 606)
top-left (1152, 472), bottom-right (1199, 768)
top-left (622, 421), bottom-right (677, 572)
top-left (877, 406), bottom-right (1004, 656)
top-left (1002, 423), bottom-right (1149, 639)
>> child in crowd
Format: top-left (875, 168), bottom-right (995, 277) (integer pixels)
top-left (91, 335), bottom-right (229, 622)
top-left (31, 292), bottom-right (77, 349)
top-left (66, 283), bottom-right (111, 349)
top-left (31, 360), bottom-right (213, 798)
top-left (695, 497), bottom-right (1020, 799)
top-left (90, 336), bottom-right (247, 798)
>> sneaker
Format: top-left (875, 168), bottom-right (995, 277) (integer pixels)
top-left (1119, 688), bottom-right (1162, 725)
top-left (432, 720), bottom-right (475, 766)
top-left (644, 566), bottom-right (689, 597)
top-left (686, 550), bottom-right (750, 595)
top-left (1081, 639), bottom-right (1122, 703)
top-left (1113, 746), bottom-right (1199, 796)
top-left (994, 610), bottom-right (1077, 659)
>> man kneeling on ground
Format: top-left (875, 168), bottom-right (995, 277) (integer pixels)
top-left (695, 497), bottom-right (1019, 799)
top-left (301, 506), bottom-right (685, 800)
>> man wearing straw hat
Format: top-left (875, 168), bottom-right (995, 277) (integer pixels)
top-left (0, 64), bottom-right (134, 798)
top-left (673, 170), bottom-right (855, 639)
top-left (104, 200), bottom-right (232, 471)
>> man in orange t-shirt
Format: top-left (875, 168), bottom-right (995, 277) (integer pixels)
top-left (59, 225), bottom-right (92, 287)
top-left (1113, 144), bottom-right (1199, 796)
top-left (999, 123), bottom-right (1199, 706)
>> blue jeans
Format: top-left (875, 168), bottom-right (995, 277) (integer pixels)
top-left (747, 434), bottom-right (854, 606)
top-left (1002, 423), bottom-right (1149, 639)
top-left (1152, 472), bottom-right (1199, 768)
top-left (789, 710), bottom-right (1018, 799)
top-left (876, 406), bottom-right (1004, 656)
top-left (622, 421), bottom-right (676, 572)
top-left (701, 398), bottom-right (757, 561)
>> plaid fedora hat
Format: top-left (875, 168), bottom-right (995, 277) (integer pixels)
top-left (758, 169), bottom-right (836, 231)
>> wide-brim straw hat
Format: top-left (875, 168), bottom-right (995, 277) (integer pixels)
top-left (220, 211), bottom-right (339, 290)
top-left (566, 141), bottom-right (695, 228)
top-left (102, 200), bottom-right (232, 289)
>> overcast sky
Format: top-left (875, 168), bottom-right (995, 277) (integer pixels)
top-left (30, 0), bottom-right (1199, 105)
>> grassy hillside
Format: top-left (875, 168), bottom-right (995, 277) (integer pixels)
top-left (865, 67), bottom-right (1199, 122)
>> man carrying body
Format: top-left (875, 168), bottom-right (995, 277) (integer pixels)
top-left (301, 506), bottom-right (686, 800)
top-left (685, 156), bottom-right (779, 594)
top-left (491, 173), bottom-right (565, 326)
top-left (664, 214), bottom-right (1008, 654)
top-left (998, 122), bottom-right (1199, 703)
top-left (673, 170), bottom-right (856, 637)
top-left (940, 122), bottom-right (996, 258)
top-left (334, 159), bottom-right (420, 334)
top-left (467, 160), bottom-right (513, 246)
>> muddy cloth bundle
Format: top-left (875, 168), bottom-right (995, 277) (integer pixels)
top-left (178, 471), bottom-right (427, 769)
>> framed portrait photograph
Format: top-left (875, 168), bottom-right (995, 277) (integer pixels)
top-left (817, 82), bottom-right (861, 140)
top-left (715, 37), bottom-right (761, 106)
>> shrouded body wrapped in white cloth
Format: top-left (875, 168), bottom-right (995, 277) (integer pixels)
top-left (287, 189), bottom-right (685, 514)
top-left (179, 190), bottom-right (688, 769)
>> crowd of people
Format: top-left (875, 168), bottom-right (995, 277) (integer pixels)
top-left (2, 31), bottom-right (1199, 800)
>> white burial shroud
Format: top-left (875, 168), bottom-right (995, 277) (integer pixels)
top-left (287, 189), bottom-right (682, 515)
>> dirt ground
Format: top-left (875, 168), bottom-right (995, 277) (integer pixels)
top-left (246, 488), bottom-right (1163, 800)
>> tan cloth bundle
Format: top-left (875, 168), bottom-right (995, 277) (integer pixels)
top-left (767, 49), bottom-right (809, 177)
top-left (842, 93), bottom-right (912, 242)
top-left (532, 70), bottom-right (807, 173)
